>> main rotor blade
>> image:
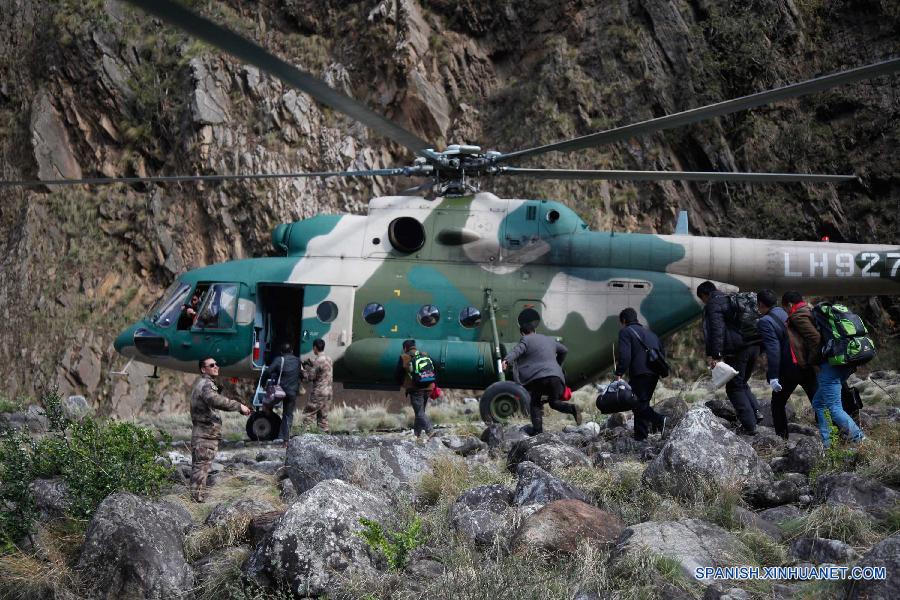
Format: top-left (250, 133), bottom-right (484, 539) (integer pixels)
top-left (122, 0), bottom-right (436, 159)
top-left (498, 58), bottom-right (900, 163)
top-left (0, 168), bottom-right (419, 188)
top-left (500, 168), bottom-right (858, 183)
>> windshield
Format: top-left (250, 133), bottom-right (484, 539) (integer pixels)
top-left (195, 283), bottom-right (239, 330)
top-left (148, 281), bottom-right (191, 328)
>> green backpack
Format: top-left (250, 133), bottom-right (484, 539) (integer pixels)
top-left (408, 352), bottom-right (436, 387)
top-left (813, 303), bottom-right (876, 367)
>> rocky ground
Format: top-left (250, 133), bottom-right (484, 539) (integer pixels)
top-left (1, 372), bottom-right (898, 599)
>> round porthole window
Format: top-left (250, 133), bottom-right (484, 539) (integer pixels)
top-left (388, 217), bottom-right (426, 253)
top-left (362, 303), bottom-right (385, 325)
top-left (417, 305), bottom-right (440, 327)
top-left (546, 209), bottom-right (560, 223)
top-left (316, 301), bottom-right (338, 323)
top-left (459, 306), bottom-right (482, 328)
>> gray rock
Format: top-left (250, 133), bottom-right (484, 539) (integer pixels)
top-left (771, 435), bottom-right (822, 475)
top-left (523, 442), bottom-right (591, 472)
top-left (758, 505), bottom-right (804, 526)
top-left (449, 484), bottom-right (514, 546)
top-left (746, 476), bottom-right (803, 509)
top-left (847, 533), bottom-right (900, 599)
top-left (62, 395), bottom-right (92, 421)
top-left (755, 397), bottom-right (795, 428)
top-left (511, 499), bottom-right (624, 554)
top-left (642, 407), bottom-right (774, 499)
top-left (748, 427), bottom-right (786, 455)
top-left (28, 478), bottom-right (71, 521)
top-left (205, 498), bottom-right (277, 527)
top-left (654, 396), bottom-right (690, 430)
top-left (441, 435), bottom-right (486, 457)
top-left (514, 461), bottom-right (589, 507)
top-left (790, 537), bottom-right (860, 564)
top-left (285, 433), bottom-right (446, 498)
top-left (190, 58), bottom-right (230, 124)
top-left (506, 432), bottom-right (560, 472)
top-left (615, 519), bottom-right (751, 579)
top-left (605, 413), bottom-right (627, 428)
top-left (243, 460), bottom-right (283, 475)
top-left (731, 506), bottom-right (783, 541)
top-left (78, 492), bottom-right (193, 600)
top-left (244, 479), bottom-right (391, 597)
top-left (30, 90), bottom-right (82, 182)
top-left (279, 478), bottom-right (298, 504)
top-left (24, 404), bottom-right (49, 433)
top-left (787, 423), bottom-right (819, 437)
top-left (705, 398), bottom-right (737, 421)
top-left (814, 473), bottom-right (900, 519)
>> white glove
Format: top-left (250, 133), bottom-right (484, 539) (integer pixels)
top-left (769, 379), bottom-right (782, 392)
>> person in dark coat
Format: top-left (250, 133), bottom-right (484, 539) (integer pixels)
top-left (261, 342), bottom-right (302, 442)
top-left (395, 339), bottom-right (435, 441)
top-left (614, 308), bottom-right (667, 440)
top-left (757, 289), bottom-right (816, 439)
top-left (697, 281), bottom-right (762, 434)
top-left (502, 322), bottom-right (581, 435)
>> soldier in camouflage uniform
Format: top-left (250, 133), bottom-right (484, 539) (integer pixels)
top-left (190, 357), bottom-right (250, 502)
top-left (301, 338), bottom-right (332, 432)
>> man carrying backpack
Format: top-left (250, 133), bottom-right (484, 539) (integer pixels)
top-left (757, 289), bottom-right (817, 439)
top-left (808, 301), bottom-right (868, 448)
top-left (614, 308), bottom-right (667, 440)
top-left (395, 339), bottom-right (435, 441)
top-left (697, 281), bottom-right (762, 435)
top-left (502, 322), bottom-right (581, 435)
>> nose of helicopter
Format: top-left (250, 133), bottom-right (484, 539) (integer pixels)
top-left (114, 323), bottom-right (139, 357)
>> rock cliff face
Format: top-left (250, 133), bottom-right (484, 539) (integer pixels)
top-left (1, 0), bottom-right (898, 415)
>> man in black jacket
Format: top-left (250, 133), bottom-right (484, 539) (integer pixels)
top-left (697, 281), bottom-right (761, 434)
top-left (615, 308), bottom-right (667, 440)
top-left (262, 342), bottom-right (303, 443)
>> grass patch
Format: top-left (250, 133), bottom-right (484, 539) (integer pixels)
top-left (781, 504), bottom-right (881, 548)
top-left (194, 546), bottom-right (250, 600)
top-left (418, 455), bottom-right (514, 508)
top-left (0, 521), bottom-right (85, 599)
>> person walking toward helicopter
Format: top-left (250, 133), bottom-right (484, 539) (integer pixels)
top-left (614, 308), bottom-right (667, 440)
top-left (301, 338), bottom-right (333, 433)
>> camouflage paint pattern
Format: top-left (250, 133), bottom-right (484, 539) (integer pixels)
top-left (115, 193), bottom-right (900, 390)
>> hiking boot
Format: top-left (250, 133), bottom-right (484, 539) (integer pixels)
top-left (755, 410), bottom-right (764, 424)
top-left (574, 406), bottom-right (584, 426)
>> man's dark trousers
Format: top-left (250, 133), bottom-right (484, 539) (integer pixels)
top-left (724, 345), bottom-right (761, 433)
top-left (771, 366), bottom-right (817, 438)
top-left (630, 373), bottom-right (665, 440)
top-left (525, 376), bottom-right (575, 435)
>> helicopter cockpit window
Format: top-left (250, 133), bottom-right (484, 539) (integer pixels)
top-left (417, 305), bottom-right (440, 327)
top-left (316, 301), bottom-right (339, 323)
top-left (459, 306), bottom-right (482, 328)
top-left (363, 303), bottom-right (385, 325)
top-left (149, 281), bottom-right (191, 328)
top-left (195, 283), bottom-right (238, 330)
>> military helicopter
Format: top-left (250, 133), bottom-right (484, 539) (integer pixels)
top-left (7, 1), bottom-right (900, 439)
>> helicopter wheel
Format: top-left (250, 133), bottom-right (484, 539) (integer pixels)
top-left (479, 381), bottom-right (530, 424)
top-left (246, 411), bottom-right (281, 441)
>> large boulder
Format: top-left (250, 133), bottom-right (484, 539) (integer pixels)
top-left (28, 478), bottom-right (71, 521)
top-left (704, 398), bottom-right (737, 421)
top-left (205, 498), bottom-right (277, 527)
top-left (285, 434), bottom-right (446, 497)
top-left (615, 519), bottom-right (751, 579)
top-left (523, 442), bottom-right (591, 473)
top-left (244, 479), bottom-right (392, 597)
top-left (514, 461), bottom-right (589, 506)
top-left (642, 407), bottom-right (774, 499)
top-left (790, 537), bottom-right (860, 564)
top-left (449, 484), bottom-right (514, 546)
top-left (814, 473), bottom-right (900, 519)
top-left (77, 492), bottom-right (194, 600)
top-left (511, 499), bottom-right (624, 554)
top-left (755, 397), bottom-right (795, 429)
top-left (654, 396), bottom-right (690, 430)
top-left (506, 433), bottom-right (561, 472)
top-left (771, 435), bottom-right (823, 475)
top-left (847, 533), bottom-right (900, 599)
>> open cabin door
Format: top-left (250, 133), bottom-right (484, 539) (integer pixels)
top-left (298, 285), bottom-right (355, 358)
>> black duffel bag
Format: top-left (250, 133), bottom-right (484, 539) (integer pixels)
top-left (596, 380), bottom-right (637, 414)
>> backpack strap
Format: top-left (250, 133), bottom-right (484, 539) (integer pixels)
top-left (277, 356), bottom-right (285, 384)
top-left (627, 326), bottom-right (652, 350)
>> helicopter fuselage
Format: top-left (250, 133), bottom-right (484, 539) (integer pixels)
top-left (115, 193), bottom-right (900, 390)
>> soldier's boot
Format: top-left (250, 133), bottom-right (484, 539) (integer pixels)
top-left (574, 406), bottom-right (584, 426)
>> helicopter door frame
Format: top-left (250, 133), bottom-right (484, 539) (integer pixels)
top-left (254, 283), bottom-right (305, 367)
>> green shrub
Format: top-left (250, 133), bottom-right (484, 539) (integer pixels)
top-left (810, 411), bottom-right (858, 482)
top-left (357, 516), bottom-right (426, 570)
top-left (0, 388), bottom-right (172, 547)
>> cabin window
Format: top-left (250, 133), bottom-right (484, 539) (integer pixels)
top-left (526, 205), bottom-right (537, 220)
top-left (459, 306), bottom-right (482, 328)
top-left (316, 301), bottom-right (339, 323)
top-left (149, 281), bottom-right (191, 328)
top-left (546, 209), bottom-right (560, 223)
top-left (362, 303), bottom-right (385, 325)
top-left (417, 305), bottom-right (440, 327)
top-left (195, 283), bottom-right (238, 330)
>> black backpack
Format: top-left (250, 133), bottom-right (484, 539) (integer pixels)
top-left (728, 292), bottom-right (761, 342)
top-left (408, 352), bottom-right (437, 387)
top-left (627, 327), bottom-right (670, 378)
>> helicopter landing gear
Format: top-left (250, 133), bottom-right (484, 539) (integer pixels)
top-left (246, 410), bottom-right (281, 441)
top-left (479, 381), bottom-right (530, 424)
